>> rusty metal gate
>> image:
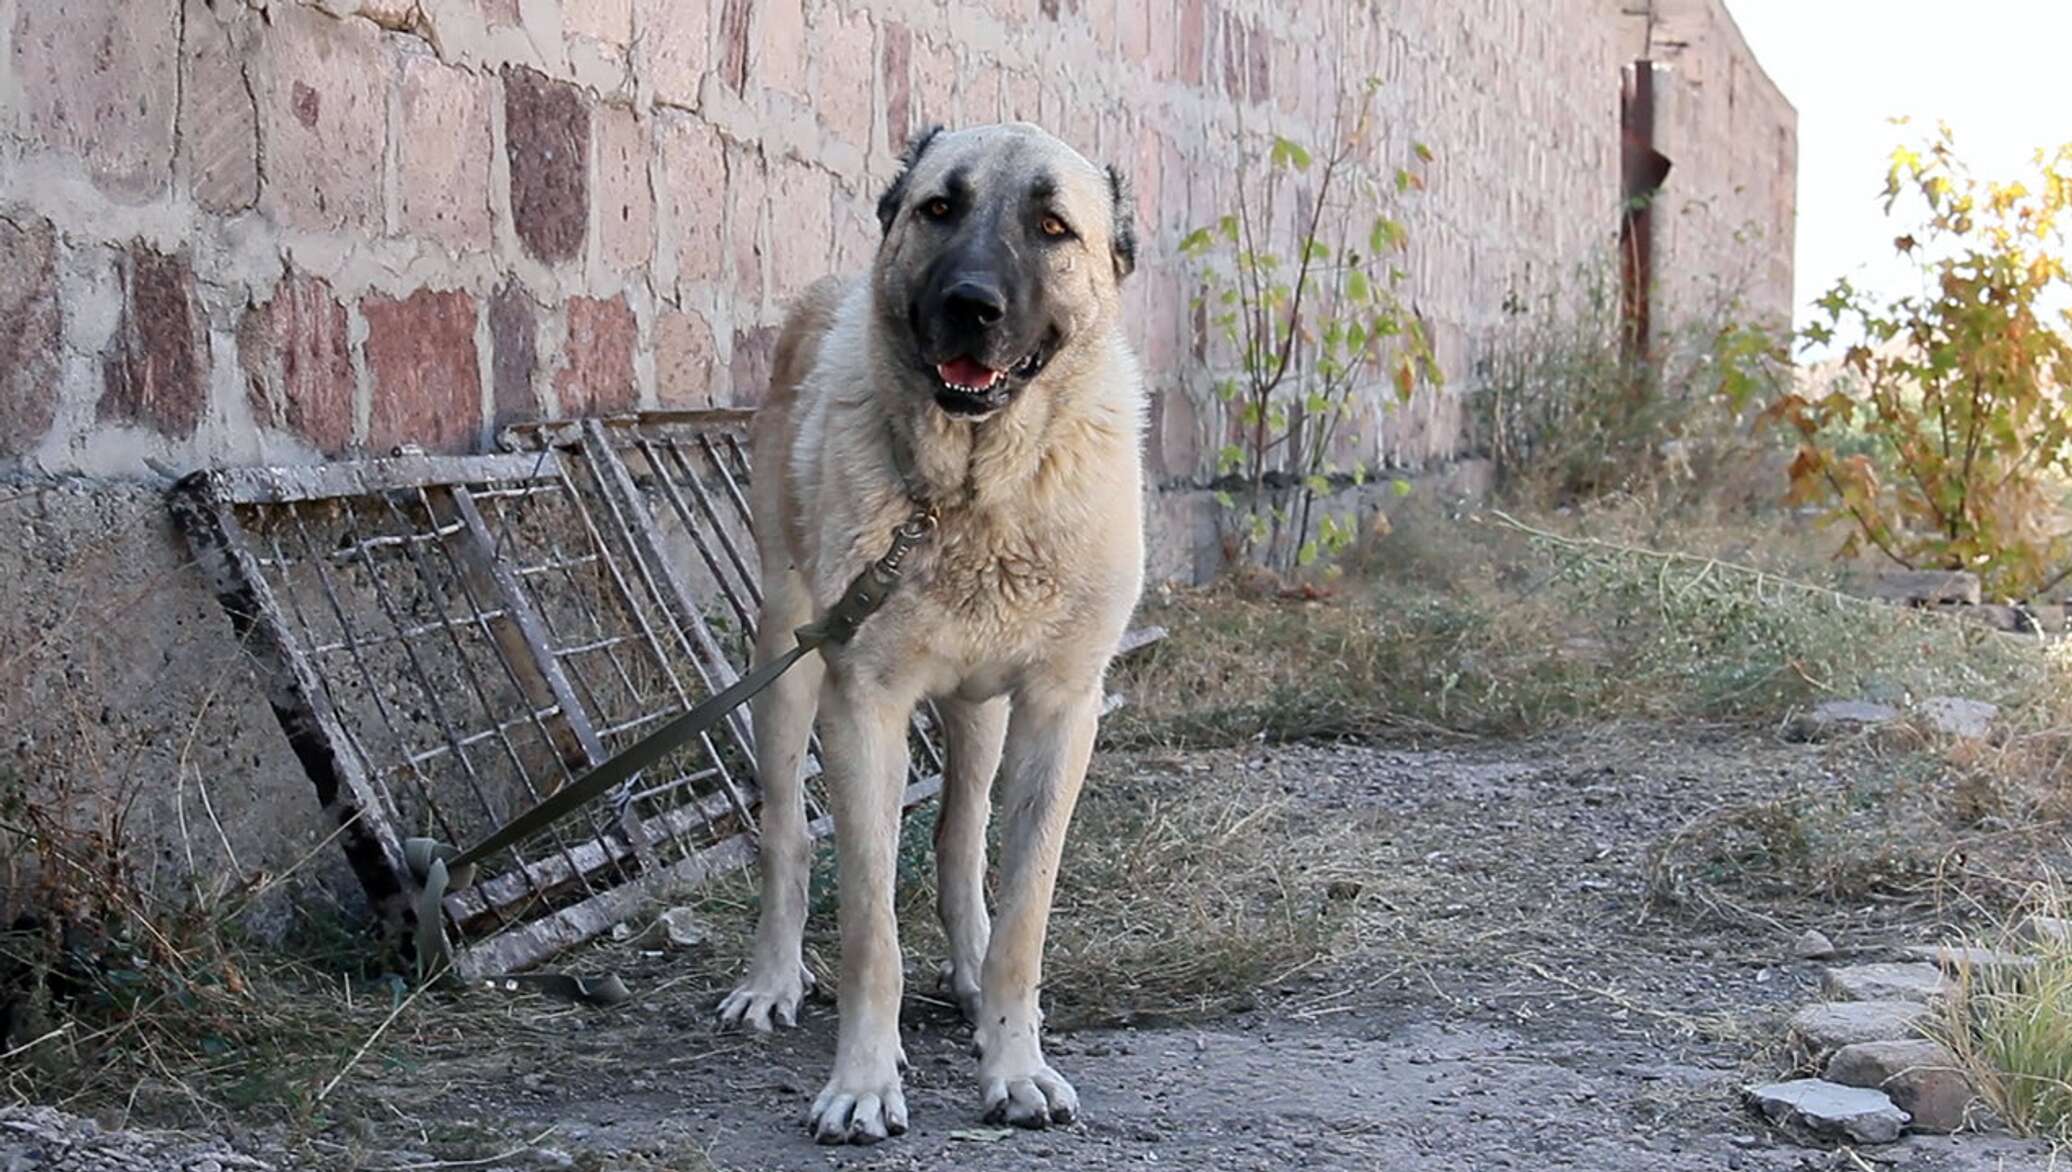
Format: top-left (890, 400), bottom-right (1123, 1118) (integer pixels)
top-left (173, 410), bottom-right (945, 979)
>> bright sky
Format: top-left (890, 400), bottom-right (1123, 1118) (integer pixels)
top-left (1720, 1), bottom-right (2072, 354)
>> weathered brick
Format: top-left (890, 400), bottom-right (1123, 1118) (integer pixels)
top-left (830, 186), bottom-right (878, 275)
top-left (913, 37), bottom-right (955, 128)
top-left (13, 0), bottom-right (179, 199)
top-left (564, 0), bottom-right (632, 46)
top-left (1003, 71), bottom-right (1039, 123)
top-left (654, 307), bottom-right (717, 406)
top-left (725, 142), bottom-right (768, 307)
top-left (1151, 386), bottom-right (1201, 480)
top-left (729, 325), bottom-right (778, 407)
top-left (1247, 20), bottom-right (1271, 101)
top-left (256, 6), bottom-right (386, 231)
top-left (239, 273), bottom-right (355, 454)
top-left (503, 67), bottom-right (590, 265)
top-left (179, 0), bottom-right (259, 213)
top-left (1118, 0), bottom-right (1151, 67)
top-left (659, 114), bottom-right (726, 283)
top-left (755, 0), bottom-right (808, 98)
top-left (718, 0), bottom-right (752, 95)
top-left (595, 104), bottom-right (656, 274)
top-left (0, 217), bottom-right (61, 458)
top-left (488, 281), bottom-right (539, 428)
top-left (363, 289), bottom-right (481, 452)
top-left (557, 296), bottom-right (637, 416)
top-left (481, 0), bottom-right (522, 27)
top-left (101, 245), bottom-right (206, 438)
top-left (767, 160), bottom-right (832, 304)
top-left (399, 55), bottom-right (493, 252)
top-left (881, 21), bottom-right (912, 150)
top-left (641, 0), bottom-right (709, 109)
top-left (1177, 0), bottom-right (1206, 85)
top-left (815, 7), bottom-right (876, 151)
top-left (963, 61), bottom-right (1003, 126)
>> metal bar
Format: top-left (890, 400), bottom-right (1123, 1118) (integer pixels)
top-left (308, 609), bottom-right (512, 656)
top-left (663, 438), bottom-right (764, 614)
top-left (207, 452), bottom-right (561, 505)
top-left (168, 475), bottom-right (415, 928)
top-left (634, 437), bottom-right (760, 631)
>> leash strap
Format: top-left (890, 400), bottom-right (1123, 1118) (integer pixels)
top-left (405, 504), bottom-right (937, 998)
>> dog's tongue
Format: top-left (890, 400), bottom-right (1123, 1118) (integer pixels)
top-left (937, 356), bottom-right (1000, 391)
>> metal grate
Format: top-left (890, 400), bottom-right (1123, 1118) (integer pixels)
top-left (172, 413), bottom-right (944, 978)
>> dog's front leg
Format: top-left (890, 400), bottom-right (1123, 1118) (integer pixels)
top-left (974, 679), bottom-right (1100, 1129)
top-left (806, 668), bottom-right (914, 1145)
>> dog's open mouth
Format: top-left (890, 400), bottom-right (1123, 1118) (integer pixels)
top-left (929, 344), bottom-right (1053, 417)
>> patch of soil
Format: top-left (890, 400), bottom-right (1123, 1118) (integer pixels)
top-left (11, 727), bottom-right (2064, 1170)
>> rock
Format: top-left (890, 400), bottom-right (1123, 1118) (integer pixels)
top-left (1899, 944), bottom-right (2035, 977)
top-left (2020, 915), bottom-right (2071, 946)
top-left (1787, 700), bottom-right (1899, 742)
top-left (1917, 696), bottom-right (1998, 739)
top-left (1794, 929), bottom-right (1837, 959)
top-left (1822, 963), bottom-right (1950, 1004)
top-left (1790, 1000), bottom-right (1930, 1056)
top-left (1825, 1039), bottom-right (1973, 1134)
top-left (657, 906), bottom-right (706, 949)
top-left (1745, 1079), bottom-right (1910, 1144)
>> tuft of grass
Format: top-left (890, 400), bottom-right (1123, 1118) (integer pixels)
top-left (1935, 883), bottom-right (2072, 1141)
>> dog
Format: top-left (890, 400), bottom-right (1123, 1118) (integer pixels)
top-left (714, 121), bottom-right (1146, 1146)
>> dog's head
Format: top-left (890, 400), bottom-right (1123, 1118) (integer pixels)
top-left (871, 122), bottom-right (1136, 420)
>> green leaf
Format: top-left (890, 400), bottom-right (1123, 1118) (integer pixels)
top-left (1346, 270), bottom-right (1370, 303)
top-left (1218, 214), bottom-right (1240, 242)
top-left (1213, 490), bottom-right (1236, 509)
top-left (1304, 474), bottom-right (1331, 495)
top-left (1217, 443), bottom-right (1245, 471)
top-left (1392, 478), bottom-right (1413, 497)
top-left (1413, 141), bottom-right (1434, 162)
top-left (1178, 227), bottom-right (1214, 255)
top-left (1297, 540), bottom-right (1320, 567)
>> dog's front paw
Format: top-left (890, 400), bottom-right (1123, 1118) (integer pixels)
top-left (807, 1066), bottom-right (909, 1145)
top-left (979, 1058), bottom-right (1079, 1129)
top-left (716, 962), bottom-right (814, 1032)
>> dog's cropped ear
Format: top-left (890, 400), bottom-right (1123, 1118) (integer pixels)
top-left (877, 124), bottom-right (945, 234)
top-left (1105, 164), bottom-right (1138, 281)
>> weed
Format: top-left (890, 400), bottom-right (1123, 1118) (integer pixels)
top-left (1936, 882), bottom-right (2072, 1142)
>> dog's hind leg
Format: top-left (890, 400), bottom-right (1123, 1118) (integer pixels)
top-left (972, 678), bottom-right (1100, 1129)
top-left (717, 567), bottom-right (824, 1032)
top-left (933, 696), bottom-right (1008, 1025)
top-left (806, 669), bottom-right (917, 1144)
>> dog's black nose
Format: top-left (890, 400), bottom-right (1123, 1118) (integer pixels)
top-left (943, 279), bottom-right (1007, 329)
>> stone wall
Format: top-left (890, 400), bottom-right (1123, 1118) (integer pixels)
top-left (0, 0), bottom-right (1796, 913)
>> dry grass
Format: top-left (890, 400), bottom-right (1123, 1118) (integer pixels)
top-left (1935, 882), bottom-right (2072, 1142)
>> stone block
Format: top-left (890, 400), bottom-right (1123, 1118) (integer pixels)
top-left (814, 6), bottom-right (875, 152)
top-left (503, 66), bottom-right (590, 265)
top-left (718, 0), bottom-right (753, 94)
top-left (564, 0), bottom-right (632, 46)
top-left (659, 114), bottom-right (726, 283)
top-left (256, 5), bottom-right (386, 231)
top-left (1916, 697), bottom-right (1998, 740)
top-left (0, 217), bottom-right (61, 459)
top-left (1744, 1079), bottom-right (1907, 1145)
top-left (557, 296), bottom-right (637, 416)
top-left (1789, 1000), bottom-right (1929, 1058)
top-left (398, 55), bottom-right (493, 253)
top-left (239, 273), bottom-right (356, 455)
top-left (1176, 0), bottom-right (1206, 85)
top-left (595, 104), bottom-right (656, 274)
top-left (912, 36), bottom-right (955, 128)
top-left (12, 0), bottom-right (179, 199)
top-left (655, 307), bottom-right (717, 406)
top-left (178, 0), bottom-right (260, 213)
top-left (640, 0), bottom-right (709, 109)
top-left (725, 142), bottom-right (767, 307)
top-left (755, 0), bottom-right (807, 98)
top-left (100, 245), bottom-right (206, 438)
top-left (489, 281), bottom-right (539, 428)
top-left (766, 160), bottom-right (832, 304)
top-left (1825, 1039), bottom-right (1972, 1134)
top-left (881, 20), bottom-right (913, 149)
top-left (1821, 963), bottom-right (1950, 1006)
top-left (363, 289), bottom-right (482, 452)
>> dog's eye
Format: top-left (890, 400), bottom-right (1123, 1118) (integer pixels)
top-left (921, 198), bottom-right (953, 220)
top-left (1039, 214), bottom-right (1071, 239)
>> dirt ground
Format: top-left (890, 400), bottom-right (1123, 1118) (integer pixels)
top-left (10, 726), bottom-right (2067, 1171)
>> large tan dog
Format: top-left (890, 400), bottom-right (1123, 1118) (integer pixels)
top-left (715, 122), bottom-right (1145, 1145)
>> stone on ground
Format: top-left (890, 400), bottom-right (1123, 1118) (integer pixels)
top-left (2020, 915), bottom-right (2071, 946)
top-left (1745, 1079), bottom-right (1910, 1144)
top-left (1790, 1000), bottom-right (1930, 1055)
top-left (1793, 928), bottom-right (1837, 959)
top-left (1787, 700), bottom-right (1899, 742)
top-left (1899, 943), bottom-right (2035, 977)
top-left (1821, 962), bottom-right (1950, 1004)
top-left (1824, 1039), bottom-right (1972, 1134)
top-left (657, 906), bottom-right (706, 948)
top-left (1917, 696), bottom-right (1998, 739)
